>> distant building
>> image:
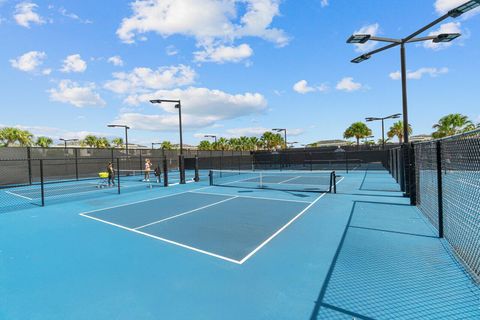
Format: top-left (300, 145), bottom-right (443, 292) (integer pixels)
top-left (410, 134), bottom-right (432, 142)
top-left (308, 139), bottom-right (349, 148)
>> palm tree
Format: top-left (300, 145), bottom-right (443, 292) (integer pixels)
top-left (249, 137), bottom-right (262, 150)
top-left (387, 121), bottom-right (412, 144)
top-left (216, 137), bottom-right (230, 151)
top-left (0, 127), bottom-right (33, 146)
top-left (111, 137), bottom-right (124, 148)
top-left (238, 136), bottom-right (252, 151)
top-left (343, 122), bottom-right (372, 147)
top-left (228, 138), bottom-right (242, 151)
top-left (36, 136), bottom-right (53, 148)
top-left (198, 140), bottom-right (211, 150)
top-left (161, 141), bottom-right (174, 150)
top-left (96, 137), bottom-right (110, 148)
top-left (432, 114), bottom-right (475, 138)
top-left (82, 135), bottom-right (98, 147)
top-left (260, 131), bottom-right (284, 150)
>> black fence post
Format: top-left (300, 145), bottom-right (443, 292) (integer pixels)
top-left (163, 156), bottom-right (168, 187)
top-left (436, 141), bottom-right (444, 238)
top-left (345, 151), bottom-right (349, 173)
top-left (27, 146), bottom-right (32, 185)
top-left (116, 158), bottom-right (121, 194)
top-left (179, 154), bottom-right (186, 184)
top-left (409, 143), bottom-right (417, 205)
top-left (40, 159), bottom-right (45, 206)
top-left (75, 148), bottom-right (79, 180)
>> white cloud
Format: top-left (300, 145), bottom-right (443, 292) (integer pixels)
top-left (293, 80), bottom-right (315, 94)
top-left (434, 0), bottom-right (480, 18)
top-left (104, 65), bottom-right (196, 94)
top-left (115, 87), bottom-right (267, 131)
top-left (10, 51), bottom-right (46, 73)
top-left (42, 68), bottom-right (52, 75)
top-left (60, 54), bottom-right (87, 73)
top-left (166, 45), bottom-right (179, 56)
top-left (58, 7), bottom-right (93, 24)
top-left (193, 127), bottom-right (304, 139)
top-left (320, 0), bottom-right (329, 7)
top-left (108, 55), bottom-right (124, 67)
top-left (293, 80), bottom-right (329, 94)
top-left (194, 43), bottom-right (253, 63)
top-left (389, 67), bottom-right (449, 80)
top-left (336, 77), bottom-right (362, 92)
top-left (423, 22), bottom-right (463, 50)
top-left (14, 2), bottom-right (45, 28)
top-left (116, 0), bottom-right (289, 63)
top-left (353, 23), bottom-right (380, 53)
top-left (48, 80), bottom-right (105, 108)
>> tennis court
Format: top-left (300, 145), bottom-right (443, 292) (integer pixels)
top-left (1, 160), bottom-right (479, 319)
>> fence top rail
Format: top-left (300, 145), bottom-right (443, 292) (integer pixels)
top-left (413, 128), bottom-right (480, 145)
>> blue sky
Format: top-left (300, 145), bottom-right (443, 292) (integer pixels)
top-left (0, 0), bottom-right (479, 146)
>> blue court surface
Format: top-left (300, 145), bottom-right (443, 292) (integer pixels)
top-left (1, 170), bottom-right (479, 319)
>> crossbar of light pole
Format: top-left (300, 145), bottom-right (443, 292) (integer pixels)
top-left (346, 0), bottom-right (479, 143)
top-left (107, 124), bottom-right (130, 154)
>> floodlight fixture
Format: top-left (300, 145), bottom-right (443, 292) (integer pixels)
top-left (107, 124), bottom-right (130, 154)
top-left (351, 54), bottom-right (371, 63)
top-left (347, 34), bottom-right (371, 44)
top-left (448, 0), bottom-right (480, 18)
top-left (364, 113), bottom-right (402, 149)
top-left (59, 138), bottom-right (78, 149)
top-left (433, 33), bottom-right (461, 43)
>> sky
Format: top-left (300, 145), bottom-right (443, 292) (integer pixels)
top-left (0, 0), bottom-right (479, 146)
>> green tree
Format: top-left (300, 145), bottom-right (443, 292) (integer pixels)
top-left (249, 137), bottom-right (262, 150)
top-left (161, 141), bottom-right (174, 150)
top-left (343, 122), bottom-right (372, 147)
top-left (215, 137), bottom-right (230, 151)
top-left (198, 140), bottom-right (212, 150)
top-left (387, 121), bottom-right (412, 144)
top-left (432, 114), bottom-right (475, 139)
top-left (96, 137), bottom-right (110, 148)
top-left (82, 135), bottom-right (98, 147)
top-left (111, 137), bottom-right (124, 148)
top-left (260, 131), bottom-right (284, 151)
top-left (0, 127), bottom-right (33, 146)
top-left (35, 136), bottom-right (53, 148)
top-left (228, 138), bottom-right (242, 151)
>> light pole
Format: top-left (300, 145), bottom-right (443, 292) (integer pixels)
top-left (366, 113), bottom-right (401, 149)
top-left (152, 142), bottom-right (162, 150)
top-left (150, 99), bottom-right (183, 155)
top-left (287, 141), bottom-right (298, 148)
top-left (346, 0), bottom-right (479, 143)
top-left (272, 128), bottom-right (287, 149)
top-left (204, 135), bottom-right (217, 144)
top-left (150, 99), bottom-right (185, 184)
top-left (59, 138), bottom-right (78, 149)
top-left (107, 124), bottom-right (130, 154)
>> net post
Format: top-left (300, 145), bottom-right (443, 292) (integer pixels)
top-left (116, 158), bottom-right (121, 194)
top-left (163, 156), bottom-right (169, 187)
top-left (333, 171), bottom-right (337, 194)
top-left (194, 155), bottom-right (200, 182)
top-left (436, 141), bottom-right (444, 238)
top-left (179, 154), bottom-right (186, 184)
top-left (39, 159), bottom-right (45, 206)
top-left (209, 170), bottom-right (213, 186)
top-left (75, 148), bottom-right (79, 180)
top-left (27, 146), bottom-right (32, 185)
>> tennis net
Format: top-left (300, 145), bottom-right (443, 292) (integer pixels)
top-left (209, 170), bottom-right (337, 193)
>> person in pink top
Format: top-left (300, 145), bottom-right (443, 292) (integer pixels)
top-left (143, 159), bottom-right (151, 181)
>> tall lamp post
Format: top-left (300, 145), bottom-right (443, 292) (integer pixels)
top-left (272, 128), bottom-right (287, 149)
top-left (204, 135), bottom-right (217, 144)
top-left (287, 142), bottom-right (298, 148)
top-left (152, 142), bottom-right (162, 150)
top-left (366, 113), bottom-right (401, 149)
top-left (107, 124), bottom-right (130, 154)
top-left (346, 0), bottom-right (479, 144)
top-left (59, 138), bottom-right (78, 149)
top-left (149, 99), bottom-right (185, 184)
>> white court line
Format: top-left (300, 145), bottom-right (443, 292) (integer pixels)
top-left (135, 196), bottom-right (238, 230)
top-left (79, 185), bottom-right (213, 216)
top-left (238, 173), bottom-right (345, 264)
top-left (5, 190), bottom-right (34, 201)
top-left (189, 190), bottom-right (313, 204)
top-left (79, 213), bottom-right (242, 264)
top-left (277, 176), bottom-right (302, 184)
